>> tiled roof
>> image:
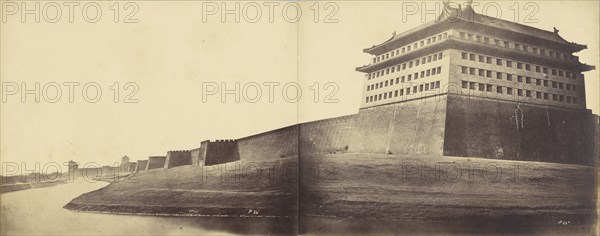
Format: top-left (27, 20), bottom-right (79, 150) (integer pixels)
top-left (365, 4), bottom-right (586, 53)
top-left (451, 5), bottom-right (583, 47)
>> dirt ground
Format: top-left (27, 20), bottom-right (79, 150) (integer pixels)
top-left (65, 153), bottom-right (598, 234)
top-left (300, 153), bottom-right (598, 234)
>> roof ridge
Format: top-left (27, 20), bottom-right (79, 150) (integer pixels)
top-left (455, 5), bottom-right (582, 47)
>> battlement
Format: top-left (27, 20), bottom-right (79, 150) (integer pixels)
top-left (167, 150), bottom-right (191, 153)
top-left (204, 139), bottom-right (240, 165)
top-left (212, 139), bottom-right (236, 143)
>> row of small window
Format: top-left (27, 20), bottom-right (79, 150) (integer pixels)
top-left (461, 81), bottom-right (579, 104)
top-left (458, 31), bottom-right (578, 62)
top-left (365, 81), bottom-right (441, 103)
top-left (460, 66), bottom-right (578, 92)
top-left (368, 52), bottom-right (443, 80)
top-left (373, 32), bottom-right (449, 63)
top-left (367, 67), bottom-right (442, 91)
top-left (460, 52), bottom-right (576, 79)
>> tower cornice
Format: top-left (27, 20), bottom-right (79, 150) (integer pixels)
top-left (357, 38), bottom-right (594, 73)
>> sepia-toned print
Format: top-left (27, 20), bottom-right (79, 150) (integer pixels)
top-left (1, 0), bottom-right (598, 235)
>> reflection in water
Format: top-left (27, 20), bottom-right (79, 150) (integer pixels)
top-left (1, 180), bottom-right (293, 235)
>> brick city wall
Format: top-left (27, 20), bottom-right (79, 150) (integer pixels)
top-left (443, 94), bottom-right (599, 166)
top-left (126, 162), bottom-right (137, 172)
top-left (146, 156), bottom-right (166, 170)
top-left (237, 126), bottom-right (299, 162)
top-left (299, 115), bottom-right (356, 154)
top-left (204, 140), bottom-right (240, 166)
top-left (136, 160), bottom-right (148, 172)
top-left (133, 93), bottom-right (597, 171)
top-left (235, 115), bottom-right (356, 162)
top-left (191, 143), bottom-right (207, 166)
top-left (349, 95), bottom-right (448, 155)
top-left (164, 150), bottom-right (192, 169)
top-left (101, 166), bottom-right (118, 175)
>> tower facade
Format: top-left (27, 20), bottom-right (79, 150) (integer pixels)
top-left (357, 3), bottom-right (593, 110)
top-left (351, 3), bottom-right (598, 165)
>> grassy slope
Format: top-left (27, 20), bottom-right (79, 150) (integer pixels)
top-left (65, 153), bottom-right (598, 234)
top-left (65, 158), bottom-right (298, 217)
top-left (300, 153), bottom-right (598, 234)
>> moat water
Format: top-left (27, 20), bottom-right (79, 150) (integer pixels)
top-left (0, 180), bottom-right (294, 235)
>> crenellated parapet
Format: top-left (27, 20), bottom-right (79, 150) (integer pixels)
top-left (213, 139), bottom-right (237, 143)
top-left (204, 139), bottom-right (240, 166)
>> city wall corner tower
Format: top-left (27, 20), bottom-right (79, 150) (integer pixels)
top-left (351, 1), bottom-right (598, 166)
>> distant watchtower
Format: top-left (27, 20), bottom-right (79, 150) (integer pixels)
top-left (121, 155), bottom-right (130, 165)
top-left (120, 155), bottom-right (132, 172)
top-left (67, 160), bottom-right (78, 173)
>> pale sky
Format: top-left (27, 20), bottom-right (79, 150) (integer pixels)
top-left (1, 1), bottom-right (598, 170)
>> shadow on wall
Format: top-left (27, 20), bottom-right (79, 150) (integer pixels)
top-left (164, 151), bottom-right (192, 169)
top-left (204, 140), bottom-right (240, 166)
top-left (443, 94), bottom-right (600, 166)
top-left (146, 156), bottom-right (166, 171)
